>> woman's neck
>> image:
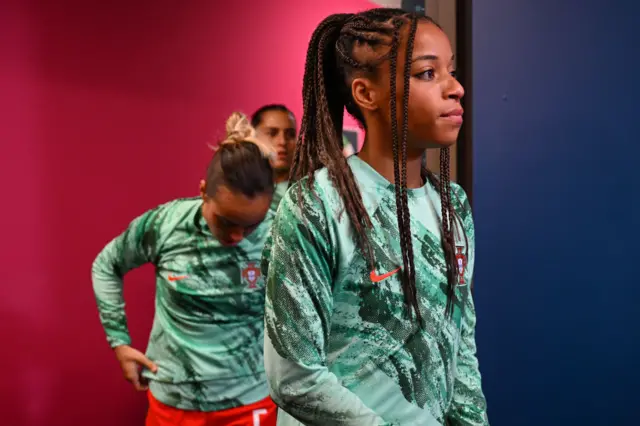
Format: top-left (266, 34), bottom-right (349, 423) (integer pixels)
top-left (274, 170), bottom-right (289, 184)
top-left (358, 137), bottom-right (424, 189)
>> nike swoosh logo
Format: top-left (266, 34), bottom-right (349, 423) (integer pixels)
top-left (167, 274), bottom-right (188, 282)
top-left (370, 267), bottom-right (401, 283)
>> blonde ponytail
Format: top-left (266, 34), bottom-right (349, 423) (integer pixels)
top-left (216, 111), bottom-right (275, 159)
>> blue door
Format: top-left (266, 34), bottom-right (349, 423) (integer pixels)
top-left (472, 1), bottom-right (639, 424)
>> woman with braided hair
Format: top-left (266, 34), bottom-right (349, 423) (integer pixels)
top-left (262, 8), bottom-right (488, 426)
top-left (92, 112), bottom-right (278, 425)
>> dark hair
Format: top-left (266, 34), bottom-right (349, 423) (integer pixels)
top-left (251, 104), bottom-right (295, 128)
top-left (206, 112), bottom-right (274, 198)
top-left (291, 8), bottom-right (467, 322)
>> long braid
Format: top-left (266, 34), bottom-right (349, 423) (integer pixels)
top-left (388, 18), bottom-right (411, 317)
top-left (389, 19), bottom-right (422, 323)
top-left (439, 148), bottom-right (458, 315)
top-left (398, 16), bottom-right (421, 324)
top-left (388, 15), bottom-right (424, 323)
top-left (423, 158), bottom-right (469, 317)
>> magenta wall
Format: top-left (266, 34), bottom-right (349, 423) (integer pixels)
top-left (0, 1), bottom-right (373, 424)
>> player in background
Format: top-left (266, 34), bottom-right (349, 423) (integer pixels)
top-left (92, 112), bottom-right (278, 426)
top-left (251, 104), bottom-right (296, 211)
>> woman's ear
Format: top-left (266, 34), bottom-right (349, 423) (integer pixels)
top-left (352, 77), bottom-right (381, 113)
top-left (199, 180), bottom-right (207, 200)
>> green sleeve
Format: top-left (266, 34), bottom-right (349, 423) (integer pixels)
top-left (263, 184), bottom-right (389, 425)
top-left (447, 294), bottom-right (489, 425)
top-left (91, 206), bottom-right (164, 348)
top-left (447, 187), bottom-right (489, 425)
top-left (270, 181), bottom-right (289, 215)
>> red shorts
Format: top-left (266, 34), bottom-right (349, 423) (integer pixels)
top-left (146, 391), bottom-right (277, 426)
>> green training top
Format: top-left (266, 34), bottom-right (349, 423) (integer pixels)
top-left (92, 197), bottom-right (271, 411)
top-left (271, 181), bottom-right (289, 215)
top-left (262, 156), bottom-right (488, 425)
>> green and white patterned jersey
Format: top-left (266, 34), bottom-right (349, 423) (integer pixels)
top-left (92, 197), bottom-right (271, 411)
top-left (271, 181), bottom-right (289, 215)
top-left (262, 156), bottom-right (488, 425)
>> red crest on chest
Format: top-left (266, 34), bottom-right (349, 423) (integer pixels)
top-left (242, 263), bottom-right (260, 289)
top-left (455, 246), bottom-right (467, 285)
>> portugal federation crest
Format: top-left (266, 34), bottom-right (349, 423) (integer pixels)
top-left (241, 262), bottom-right (260, 289)
top-left (455, 246), bottom-right (467, 285)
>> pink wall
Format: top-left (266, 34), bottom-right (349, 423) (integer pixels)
top-left (0, 0), bottom-right (373, 424)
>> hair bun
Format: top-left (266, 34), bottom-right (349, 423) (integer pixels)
top-left (224, 112), bottom-right (255, 143)
top-left (214, 111), bottom-right (276, 159)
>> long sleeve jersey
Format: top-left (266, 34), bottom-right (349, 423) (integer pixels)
top-left (92, 197), bottom-right (272, 411)
top-left (270, 181), bottom-right (288, 215)
top-left (262, 156), bottom-right (489, 426)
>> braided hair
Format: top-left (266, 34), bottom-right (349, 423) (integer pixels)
top-left (291, 8), bottom-right (467, 321)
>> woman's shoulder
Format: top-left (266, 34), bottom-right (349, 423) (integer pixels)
top-left (448, 182), bottom-right (472, 216)
top-left (281, 168), bottom-right (340, 220)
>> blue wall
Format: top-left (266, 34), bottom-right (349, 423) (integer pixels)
top-left (472, 1), bottom-right (639, 424)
